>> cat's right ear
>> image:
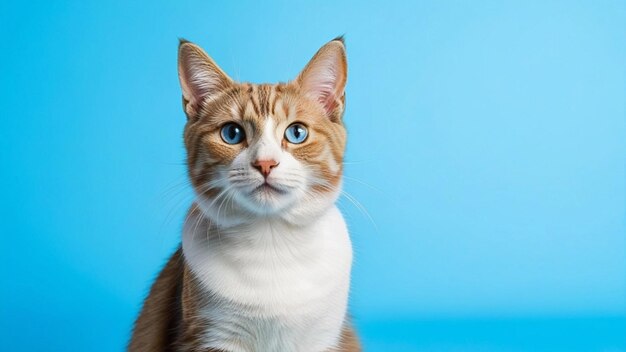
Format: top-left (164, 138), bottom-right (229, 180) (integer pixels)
top-left (178, 39), bottom-right (233, 118)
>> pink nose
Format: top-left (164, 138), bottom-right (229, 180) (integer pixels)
top-left (252, 159), bottom-right (279, 177)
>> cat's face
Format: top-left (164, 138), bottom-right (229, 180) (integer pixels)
top-left (178, 39), bottom-right (347, 225)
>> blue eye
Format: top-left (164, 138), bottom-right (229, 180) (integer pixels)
top-left (284, 123), bottom-right (308, 144)
top-left (220, 123), bottom-right (245, 144)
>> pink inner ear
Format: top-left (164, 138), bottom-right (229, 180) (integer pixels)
top-left (322, 94), bottom-right (338, 113)
top-left (304, 59), bottom-right (341, 114)
top-left (298, 41), bottom-right (347, 116)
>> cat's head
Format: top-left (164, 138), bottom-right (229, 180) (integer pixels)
top-left (178, 38), bottom-right (347, 226)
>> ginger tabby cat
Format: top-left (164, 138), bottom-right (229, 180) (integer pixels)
top-left (129, 37), bottom-right (360, 352)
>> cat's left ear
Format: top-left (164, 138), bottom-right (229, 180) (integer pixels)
top-left (296, 37), bottom-right (347, 121)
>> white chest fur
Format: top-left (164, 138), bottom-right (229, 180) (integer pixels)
top-left (182, 206), bottom-right (353, 352)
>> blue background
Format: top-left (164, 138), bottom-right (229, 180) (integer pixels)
top-left (1, 1), bottom-right (625, 351)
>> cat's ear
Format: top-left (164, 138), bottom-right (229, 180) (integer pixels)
top-left (296, 37), bottom-right (347, 121)
top-left (178, 39), bottom-right (233, 118)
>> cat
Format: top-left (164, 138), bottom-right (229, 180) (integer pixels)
top-left (128, 37), bottom-right (360, 352)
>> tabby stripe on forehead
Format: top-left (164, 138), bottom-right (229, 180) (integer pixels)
top-left (257, 85), bottom-right (266, 116)
top-left (267, 85), bottom-right (275, 116)
top-left (258, 85), bottom-right (272, 117)
top-left (266, 85), bottom-right (275, 116)
top-left (248, 85), bottom-right (261, 117)
top-left (270, 89), bottom-right (279, 116)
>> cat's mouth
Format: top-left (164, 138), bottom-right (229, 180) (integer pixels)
top-left (252, 182), bottom-right (289, 196)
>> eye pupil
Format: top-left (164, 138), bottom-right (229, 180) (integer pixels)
top-left (228, 126), bottom-right (238, 139)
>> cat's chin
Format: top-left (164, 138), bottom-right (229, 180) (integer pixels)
top-left (237, 186), bottom-right (298, 215)
top-left (193, 188), bottom-right (296, 225)
top-left (194, 182), bottom-right (340, 227)
top-left (241, 186), bottom-right (341, 226)
top-left (251, 183), bottom-right (290, 197)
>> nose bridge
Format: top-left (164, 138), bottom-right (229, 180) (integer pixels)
top-left (253, 118), bottom-right (281, 161)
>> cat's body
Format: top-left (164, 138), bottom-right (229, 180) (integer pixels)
top-left (129, 38), bottom-right (360, 352)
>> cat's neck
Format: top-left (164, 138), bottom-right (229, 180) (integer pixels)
top-left (181, 203), bottom-right (352, 314)
top-left (182, 202), bottom-right (334, 253)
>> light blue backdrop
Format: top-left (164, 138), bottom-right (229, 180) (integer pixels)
top-left (1, 1), bottom-right (624, 351)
